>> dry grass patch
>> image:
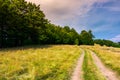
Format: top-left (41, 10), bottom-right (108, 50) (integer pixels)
top-left (0, 45), bottom-right (82, 80)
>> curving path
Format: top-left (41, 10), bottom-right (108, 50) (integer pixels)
top-left (71, 49), bottom-right (119, 80)
top-left (90, 51), bottom-right (119, 80)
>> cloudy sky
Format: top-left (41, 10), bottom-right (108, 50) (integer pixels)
top-left (25, 0), bottom-right (120, 42)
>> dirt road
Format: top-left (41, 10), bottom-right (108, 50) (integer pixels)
top-left (91, 51), bottom-right (119, 80)
top-left (71, 50), bottom-right (84, 80)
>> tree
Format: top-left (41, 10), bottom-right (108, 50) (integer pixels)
top-left (2, 0), bottom-right (115, 48)
top-left (118, 42), bottom-right (120, 45)
top-left (94, 39), bottom-right (120, 47)
top-left (74, 38), bottom-right (79, 45)
top-left (80, 30), bottom-right (94, 45)
top-left (0, 0), bottom-right (48, 47)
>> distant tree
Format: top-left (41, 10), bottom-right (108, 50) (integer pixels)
top-left (118, 42), bottom-right (120, 45)
top-left (63, 26), bottom-right (71, 32)
top-left (74, 38), bottom-right (79, 45)
top-left (88, 30), bottom-right (95, 38)
top-left (94, 39), bottom-right (120, 47)
top-left (80, 30), bottom-right (94, 45)
top-left (94, 39), bottom-right (104, 46)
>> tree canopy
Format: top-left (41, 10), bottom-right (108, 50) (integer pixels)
top-left (0, 0), bottom-right (119, 48)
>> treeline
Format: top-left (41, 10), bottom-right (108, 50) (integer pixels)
top-left (0, 0), bottom-right (119, 48)
top-left (94, 39), bottom-right (120, 47)
top-left (0, 0), bottom-right (94, 48)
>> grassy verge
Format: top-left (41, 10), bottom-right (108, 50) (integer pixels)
top-left (89, 45), bottom-right (120, 76)
top-left (0, 45), bottom-right (81, 80)
top-left (82, 50), bottom-right (106, 80)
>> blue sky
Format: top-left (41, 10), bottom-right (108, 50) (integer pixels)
top-left (25, 0), bottom-right (120, 42)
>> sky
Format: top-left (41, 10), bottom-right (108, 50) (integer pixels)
top-left (25, 0), bottom-right (120, 42)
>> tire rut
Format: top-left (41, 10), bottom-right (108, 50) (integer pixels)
top-left (90, 50), bottom-right (119, 80)
top-left (71, 49), bottom-right (84, 80)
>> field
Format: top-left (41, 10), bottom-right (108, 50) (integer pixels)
top-left (0, 45), bottom-right (82, 80)
top-left (0, 45), bottom-right (120, 80)
top-left (85, 45), bottom-right (120, 76)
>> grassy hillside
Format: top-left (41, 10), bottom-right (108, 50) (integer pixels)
top-left (0, 45), bottom-right (82, 80)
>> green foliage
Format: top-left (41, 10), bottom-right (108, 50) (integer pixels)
top-left (0, 0), bottom-right (95, 48)
top-left (80, 30), bottom-right (94, 45)
top-left (74, 39), bottom-right (79, 45)
top-left (0, 0), bottom-right (120, 48)
top-left (94, 39), bottom-right (120, 47)
top-left (0, 0), bottom-right (47, 47)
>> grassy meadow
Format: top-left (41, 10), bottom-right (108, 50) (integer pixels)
top-left (83, 45), bottom-right (120, 76)
top-left (1, 44), bottom-right (120, 80)
top-left (0, 45), bottom-right (82, 80)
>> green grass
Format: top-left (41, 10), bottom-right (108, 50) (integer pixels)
top-left (89, 45), bottom-right (120, 76)
top-left (82, 50), bottom-right (106, 80)
top-left (0, 45), bottom-right (82, 80)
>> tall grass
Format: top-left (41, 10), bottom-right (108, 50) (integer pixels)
top-left (82, 50), bottom-right (106, 80)
top-left (0, 45), bottom-right (82, 80)
top-left (86, 45), bottom-right (120, 76)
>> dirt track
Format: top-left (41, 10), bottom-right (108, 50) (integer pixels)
top-left (71, 49), bottom-right (119, 80)
top-left (71, 50), bottom-right (84, 80)
top-left (91, 51), bottom-right (119, 80)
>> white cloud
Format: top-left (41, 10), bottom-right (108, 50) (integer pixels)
top-left (25, 0), bottom-right (108, 25)
top-left (25, 0), bottom-right (120, 40)
top-left (110, 35), bottom-right (120, 42)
